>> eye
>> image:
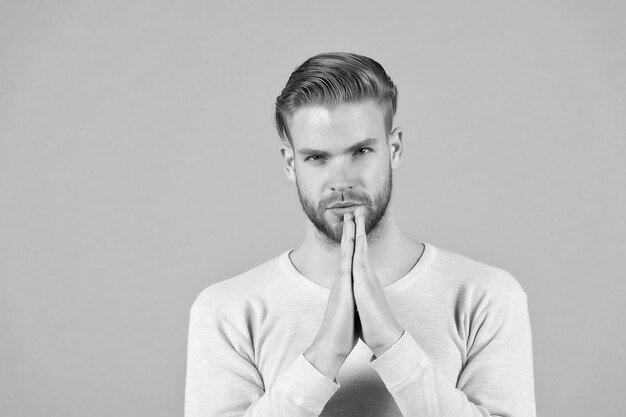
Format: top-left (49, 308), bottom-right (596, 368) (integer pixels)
top-left (356, 147), bottom-right (372, 156)
top-left (305, 155), bottom-right (324, 162)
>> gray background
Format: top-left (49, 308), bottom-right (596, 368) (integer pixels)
top-left (1, 1), bottom-right (624, 416)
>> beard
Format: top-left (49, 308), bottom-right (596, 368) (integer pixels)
top-left (295, 166), bottom-right (393, 247)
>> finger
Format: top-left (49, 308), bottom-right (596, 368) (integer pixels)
top-left (353, 208), bottom-right (366, 269)
top-left (341, 213), bottom-right (355, 280)
top-left (346, 214), bottom-right (355, 257)
top-left (356, 207), bottom-right (368, 254)
top-left (346, 215), bottom-right (356, 282)
top-left (341, 213), bottom-right (349, 253)
top-left (354, 208), bottom-right (377, 287)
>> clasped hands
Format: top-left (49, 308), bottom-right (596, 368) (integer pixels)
top-left (343, 206), bottom-right (404, 358)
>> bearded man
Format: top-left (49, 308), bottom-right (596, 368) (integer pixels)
top-left (185, 52), bottom-right (536, 417)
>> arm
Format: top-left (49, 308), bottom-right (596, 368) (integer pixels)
top-left (184, 305), bottom-right (340, 417)
top-left (369, 287), bottom-right (536, 417)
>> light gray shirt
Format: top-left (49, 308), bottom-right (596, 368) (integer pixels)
top-left (185, 243), bottom-right (536, 416)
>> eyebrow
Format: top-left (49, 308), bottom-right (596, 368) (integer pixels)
top-left (297, 137), bottom-right (379, 157)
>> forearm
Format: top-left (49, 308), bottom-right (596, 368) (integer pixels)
top-left (369, 331), bottom-right (535, 417)
top-left (186, 308), bottom-right (341, 417)
top-left (186, 353), bottom-right (339, 417)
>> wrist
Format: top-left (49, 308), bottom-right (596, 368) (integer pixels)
top-left (371, 328), bottom-right (404, 358)
top-left (304, 340), bottom-right (346, 381)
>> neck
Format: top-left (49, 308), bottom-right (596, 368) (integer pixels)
top-left (290, 202), bottom-right (420, 289)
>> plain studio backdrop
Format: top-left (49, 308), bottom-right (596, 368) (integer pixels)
top-left (1, 1), bottom-right (624, 416)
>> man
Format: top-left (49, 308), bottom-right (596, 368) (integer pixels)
top-left (185, 52), bottom-right (536, 416)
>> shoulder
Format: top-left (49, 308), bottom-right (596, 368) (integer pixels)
top-left (189, 252), bottom-right (285, 316)
top-left (431, 245), bottom-right (527, 304)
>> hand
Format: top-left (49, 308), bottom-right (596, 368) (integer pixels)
top-left (351, 206), bottom-right (404, 358)
top-left (304, 212), bottom-right (359, 379)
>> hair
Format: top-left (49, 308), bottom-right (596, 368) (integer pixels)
top-left (274, 52), bottom-right (398, 145)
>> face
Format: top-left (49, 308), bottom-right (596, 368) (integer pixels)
top-left (282, 100), bottom-right (402, 246)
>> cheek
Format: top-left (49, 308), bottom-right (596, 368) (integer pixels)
top-left (296, 171), bottom-right (322, 195)
top-left (363, 159), bottom-right (388, 183)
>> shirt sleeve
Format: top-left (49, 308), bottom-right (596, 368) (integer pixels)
top-left (184, 304), bottom-right (340, 417)
top-left (368, 287), bottom-right (536, 417)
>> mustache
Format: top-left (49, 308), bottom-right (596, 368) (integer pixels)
top-left (320, 192), bottom-right (371, 209)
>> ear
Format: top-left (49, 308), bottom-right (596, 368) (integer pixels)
top-left (388, 127), bottom-right (403, 170)
top-left (279, 141), bottom-right (297, 182)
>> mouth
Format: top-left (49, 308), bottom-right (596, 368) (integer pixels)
top-left (327, 202), bottom-right (361, 209)
top-left (326, 204), bottom-right (362, 217)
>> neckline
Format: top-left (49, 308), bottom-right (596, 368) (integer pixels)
top-left (279, 242), bottom-right (437, 299)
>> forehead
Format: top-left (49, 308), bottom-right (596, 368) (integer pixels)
top-left (288, 100), bottom-right (386, 149)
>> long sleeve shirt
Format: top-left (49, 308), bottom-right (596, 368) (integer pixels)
top-left (185, 242), bottom-right (536, 416)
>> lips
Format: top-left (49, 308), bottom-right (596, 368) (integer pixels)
top-left (326, 204), bottom-right (363, 219)
top-left (327, 202), bottom-right (360, 209)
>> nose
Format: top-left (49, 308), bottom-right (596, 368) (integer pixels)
top-left (330, 183), bottom-right (353, 192)
top-left (328, 160), bottom-right (356, 192)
